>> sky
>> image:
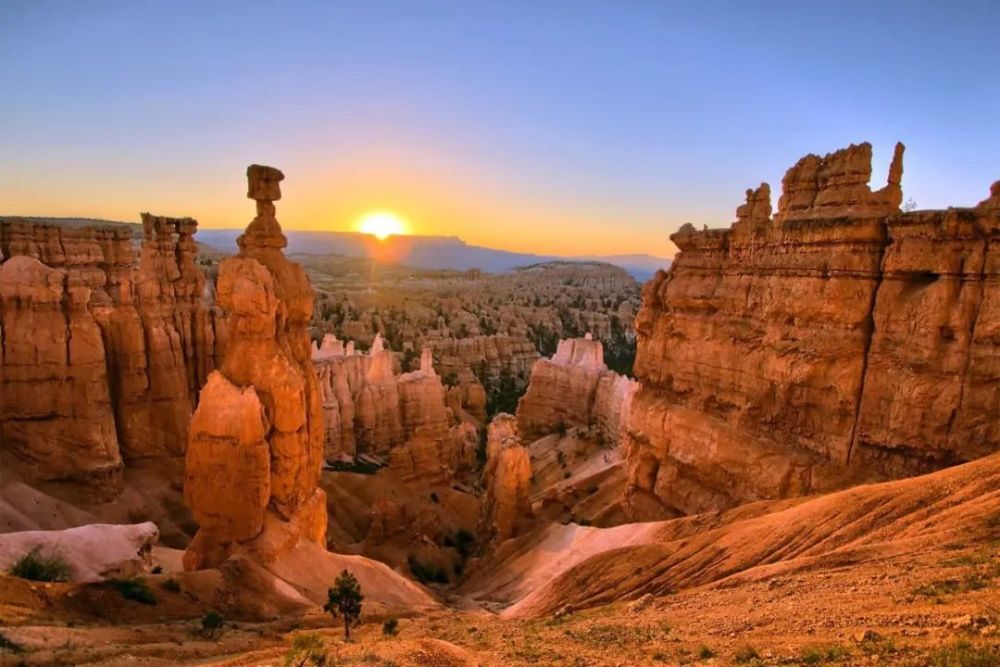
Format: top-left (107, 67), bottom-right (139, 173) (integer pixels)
top-left (1, 1), bottom-right (997, 258)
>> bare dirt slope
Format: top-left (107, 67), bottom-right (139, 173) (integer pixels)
top-left (465, 452), bottom-right (1000, 617)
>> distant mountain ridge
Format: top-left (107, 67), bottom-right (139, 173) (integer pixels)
top-left (195, 228), bottom-right (671, 281)
top-left (0, 217), bottom-right (671, 281)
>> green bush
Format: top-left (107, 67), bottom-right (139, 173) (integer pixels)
top-left (201, 611), bottom-right (224, 637)
top-left (407, 555), bottom-right (449, 585)
top-left (0, 632), bottom-right (25, 654)
top-left (8, 546), bottom-right (72, 582)
top-left (161, 578), bottom-right (182, 593)
top-left (697, 645), bottom-right (715, 659)
top-left (282, 633), bottom-right (328, 666)
top-left (107, 578), bottom-right (157, 605)
top-left (452, 529), bottom-right (476, 559)
top-left (928, 640), bottom-right (999, 667)
top-left (383, 617), bottom-right (399, 636)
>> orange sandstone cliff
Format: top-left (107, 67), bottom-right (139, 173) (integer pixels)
top-left (0, 215), bottom-right (220, 498)
top-left (627, 142), bottom-right (1000, 517)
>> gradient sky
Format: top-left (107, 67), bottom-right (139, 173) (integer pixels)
top-left (1, 1), bottom-right (997, 257)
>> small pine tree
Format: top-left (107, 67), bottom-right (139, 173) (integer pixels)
top-left (324, 569), bottom-right (363, 640)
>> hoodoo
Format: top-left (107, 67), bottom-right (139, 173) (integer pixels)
top-left (183, 165), bottom-right (327, 570)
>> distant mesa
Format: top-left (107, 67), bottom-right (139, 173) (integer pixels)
top-left (193, 228), bottom-right (671, 281)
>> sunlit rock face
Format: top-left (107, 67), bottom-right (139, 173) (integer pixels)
top-left (479, 414), bottom-right (533, 542)
top-left (314, 334), bottom-right (404, 459)
top-left (626, 142), bottom-right (1000, 517)
top-left (0, 214), bottom-right (221, 498)
top-left (516, 335), bottom-right (637, 447)
top-left (0, 255), bottom-right (122, 495)
top-left (184, 165), bottom-right (326, 570)
top-left (313, 339), bottom-right (478, 484)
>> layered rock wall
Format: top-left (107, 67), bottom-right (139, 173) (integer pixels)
top-left (628, 142), bottom-right (1000, 516)
top-left (426, 333), bottom-right (539, 385)
top-left (516, 335), bottom-right (637, 445)
top-left (0, 216), bottom-right (221, 496)
top-left (314, 334), bottom-right (403, 459)
top-left (314, 338), bottom-right (477, 483)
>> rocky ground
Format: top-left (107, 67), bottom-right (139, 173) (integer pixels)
top-left (1, 532), bottom-right (996, 666)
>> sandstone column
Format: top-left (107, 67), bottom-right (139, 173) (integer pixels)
top-left (183, 165), bottom-right (327, 570)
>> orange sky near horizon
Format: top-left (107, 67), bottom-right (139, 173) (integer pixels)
top-left (0, 157), bottom-right (682, 259)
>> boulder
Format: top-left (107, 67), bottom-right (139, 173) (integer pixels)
top-left (0, 522), bottom-right (158, 583)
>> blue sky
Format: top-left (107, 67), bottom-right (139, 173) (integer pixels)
top-left (1, 1), bottom-right (997, 256)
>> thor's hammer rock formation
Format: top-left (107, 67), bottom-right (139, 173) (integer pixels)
top-left (183, 165), bottom-right (326, 570)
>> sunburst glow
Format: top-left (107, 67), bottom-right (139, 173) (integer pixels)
top-left (357, 210), bottom-right (407, 240)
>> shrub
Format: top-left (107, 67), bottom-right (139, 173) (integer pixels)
top-left (0, 632), bottom-right (25, 654)
top-left (382, 617), bottom-right (399, 636)
top-left (452, 529), bottom-right (476, 559)
top-left (928, 640), bottom-right (999, 667)
top-left (201, 611), bottom-right (224, 637)
top-left (407, 555), bottom-right (449, 585)
top-left (8, 546), bottom-right (72, 582)
top-left (697, 644), bottom-right (715, 659)
top-left (282, 633), bottom-right (328, 666)
top-left (107, 578), bottom-right (157, 605)
top-left (327, 458), bottom-right (381, 475)
top-left (161, 578), bottom-right (182, 593)
top-left (734, 645), bottom-right (761, 664)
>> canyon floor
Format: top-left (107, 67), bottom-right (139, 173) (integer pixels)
top-left (1, 537), bottom-right (996, 666)
top-left (2, 456), bottom-right (997, 666)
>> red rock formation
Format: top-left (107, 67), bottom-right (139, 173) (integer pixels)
top-left (627, 142), bottom-right (999, 516)
top-left (107, 213), bottom-right (219, 459)
top-left (854, 198), bottom-right (1000, 475)
top-left (426, 333), bottom-right (539, 385)
top-left (445, 367), bottom-right (488, 426)
top-left (313, 334), bottom-right (404, 459)
top-left (0, 255), bottom-right (123, 497)
top-left (479, 414), bottom-right (533, 542)
top-left (516, 335), bottom-right (637, 446)
top-left (0, 215), bottom-right (221, 493)
top-left (314, 340), bottom-right (478, 483)
top-left (184, 165), bottom-right (326, 570)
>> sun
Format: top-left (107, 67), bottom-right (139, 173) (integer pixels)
top-left (357, 210), bottom-right (407, 240)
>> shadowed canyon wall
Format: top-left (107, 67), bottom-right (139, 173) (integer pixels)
top-left (0, 216), bottom-right (221, 498)
top-left (627, 142), bottom-right (1000, 517)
